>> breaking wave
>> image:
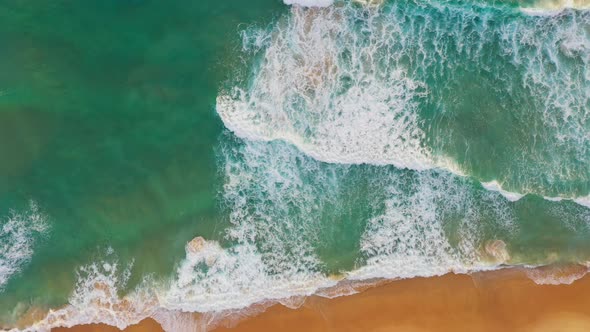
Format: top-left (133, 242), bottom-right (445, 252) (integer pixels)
top-left (6, 0), bottom-right (590, 331)
top-left (218, 0), bottom-right (590, 202)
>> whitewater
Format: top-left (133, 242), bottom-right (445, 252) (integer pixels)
top-left (218, 0), bottom-right (589, 203)
top-left (0, 202), bottom-right (48, 291)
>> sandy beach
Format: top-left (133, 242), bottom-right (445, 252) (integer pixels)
top-left (54, 266), bottom-right (590, 332)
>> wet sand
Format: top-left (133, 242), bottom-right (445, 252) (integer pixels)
top-left (54, 267), bottom-right (590, 332)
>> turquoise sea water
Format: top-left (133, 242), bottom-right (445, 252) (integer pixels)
top-left (0, 0), bottom-right (589, 330)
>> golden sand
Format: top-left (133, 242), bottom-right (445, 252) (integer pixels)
top-left (54, 267), bottom-right (590, 332)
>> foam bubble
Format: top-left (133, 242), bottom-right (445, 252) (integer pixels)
top-left (0, 201), bottom-right (48, 290)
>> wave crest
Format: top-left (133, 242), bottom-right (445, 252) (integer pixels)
top-left (218, 0), bottom-right (590, 201)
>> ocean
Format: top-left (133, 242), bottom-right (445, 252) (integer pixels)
top-left (0, 0), bottom-right (588, 330)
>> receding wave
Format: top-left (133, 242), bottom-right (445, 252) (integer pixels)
top-left (521, 0), bottom-right (590, 14)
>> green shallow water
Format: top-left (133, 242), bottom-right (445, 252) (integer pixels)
top-left (0, 0), bottom-right (589, 329)
top-left (0, 0), bottom-right (285, 323)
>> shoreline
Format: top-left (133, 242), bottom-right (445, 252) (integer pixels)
top-left (54, 266), bottom-right (590, 332)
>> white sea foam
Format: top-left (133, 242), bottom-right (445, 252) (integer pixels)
top-left (525, 264), bottom-right (589, 285)
top-left (158, 141), bottom-right (339, 314)
top-left (504, 12), bottom-right (590, 191)
top-left (350, 167), bottom-right (516, 280)
top-left (0, 201), bottom-right (48, 290)
top-left (16, 248), bottom-right (581, 332)
top-left (7, 1), bottom-right (590, 331)
top-left (219, 0), bottom-right (590, 205)
top-left (521, 0), bottom-right (590, 15)
top-left (481, 181), bottom-right (524, 202)
top-left (575, 196), bottom-right (590, 208)
top-left (217, 5), bottom-right (433, 171)
top-left (161, 239), bottom-right (335, 313)
top-left (283, 0), bottom-right (334, 7)
top-left (11, 255), bottom-right (161, 332)
top-left (482, 181), bottom-right (590, 210)
top-left (11, 242), bottom-right (336, 332)
top-left (166, 140), bottom-right (497, 315)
